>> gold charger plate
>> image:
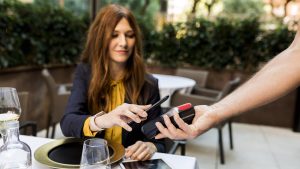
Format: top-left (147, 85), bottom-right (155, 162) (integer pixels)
top-left (34, 138), bottom-right (125, 169)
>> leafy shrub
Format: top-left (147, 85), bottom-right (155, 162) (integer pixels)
top-left (178, 18), bottom-right (214, 67)
top-left (257, 26), bottom-right (296, 62)
top-left (148, 24), bottom-right (181, 67)
top-left (0, 0), bottom-right (87, 68)
top-left (0, 0), bottom-right (296, 71)
top-left (143, 16), bottom-right (295, 71)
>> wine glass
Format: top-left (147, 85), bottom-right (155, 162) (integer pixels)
top-left (0, 87), bottom-right (21, 130)
top-left (80, 138), bottom-right (111, 169)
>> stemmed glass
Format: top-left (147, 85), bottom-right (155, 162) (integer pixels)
top-left (0, 87), bottom-right (21, 129)
top-left (0, 87), bottom-right (32, 169)
top-left (80, 138), bottom-right (111, 169)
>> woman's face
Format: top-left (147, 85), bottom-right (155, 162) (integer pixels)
top-left (109, 18), bottom-right (136, 66)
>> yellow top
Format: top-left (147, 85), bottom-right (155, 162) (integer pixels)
top-left (83, 80), bottom-right (125, 144)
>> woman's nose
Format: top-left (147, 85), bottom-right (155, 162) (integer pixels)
top-left (118, 35), bottom-right (127, 48)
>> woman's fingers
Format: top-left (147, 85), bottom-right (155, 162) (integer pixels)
top-left (124, 147), bottom-right (131, 158)
top-left (141, 153), bottom-right (151, 161)
top-left (127, 141), bottom-right (155, 161)
top-left (123, 110), bottom-right (141, 123)
top-left (117, 104), bottom-right (150, 123)
top-left (131, 142), bottom-right (147, 160)
top-left (124, 148), bottom-right (131, 158)
top-left (116, 118), bottom-right (132, 131)
top-left (136, 147), bottom-right (149, 160)
top-left (100, 103), bottom-right (151, 129)
top-left (129, 104), bottom-right (150, 118)
top-left (125, 141), bottom-right (140, 158)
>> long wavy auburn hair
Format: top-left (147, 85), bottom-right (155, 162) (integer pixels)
top-left (81, 4), bottom-right (146, 114)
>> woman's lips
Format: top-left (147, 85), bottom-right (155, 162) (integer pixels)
top-left (115, 50), bottom-right (128, 55)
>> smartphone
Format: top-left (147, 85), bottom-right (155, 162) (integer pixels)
top-left (145, 95), bottom-right (169, 113)
top-left (128, 95), bottom-right (169, 124)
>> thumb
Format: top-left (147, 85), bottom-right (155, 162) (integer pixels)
top-left (194, 105), bottom-right (210, 118)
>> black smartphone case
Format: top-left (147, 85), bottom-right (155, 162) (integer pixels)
top-left (141, 107), bottom-right (195, 139)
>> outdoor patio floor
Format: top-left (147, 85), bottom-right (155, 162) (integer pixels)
top-left (38, 123), bottom-right (300, 169)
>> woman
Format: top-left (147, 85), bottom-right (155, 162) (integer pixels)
top-left (60, 4), bottom-right (165, 161)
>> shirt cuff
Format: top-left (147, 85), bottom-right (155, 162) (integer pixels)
top-left (83, 117), bottom-right (98, 137)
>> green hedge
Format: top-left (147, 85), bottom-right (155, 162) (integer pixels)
top-left (143, 17), bottom-right (295, 71)
top-left (0, 0), bottom-right (87, 68)
top-left (0, 1), bottom-right (296, 71)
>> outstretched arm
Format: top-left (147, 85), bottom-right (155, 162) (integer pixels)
top-left (211, 44), bottom-right (300, 122)
top-left (155, 30), bottom-right (300, 140)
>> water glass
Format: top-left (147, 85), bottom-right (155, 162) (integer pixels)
top-left (80, 138), bottom-right (111, 169)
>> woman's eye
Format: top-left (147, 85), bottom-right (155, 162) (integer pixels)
top-left (126, 34), bottom-right (135, 38)
top-left (112, 33), bottom-right (118, 38)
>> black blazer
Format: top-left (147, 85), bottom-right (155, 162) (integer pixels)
top-left (60, 63), bottom-right (165, 152)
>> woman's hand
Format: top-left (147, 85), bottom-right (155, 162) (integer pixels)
top-left (155, 105), bottom-right (220, 140)
top-left (94, 103), bottom-right (150, 131)
top-left (125, 141), bottom-right (157, 161)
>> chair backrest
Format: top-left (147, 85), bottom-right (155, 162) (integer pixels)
top-left (18, 91), bottom-right (38, 136)
top-left (175, 68), bottom-right (208, 88)
top-left (41, 69), bottom-right (57, 115)
top-left (18, 91), bottom-right (29, 121)
top-left (170, 77), bottom-right (241, 107)
top-left (41, 69), bottom-right (70, 134)
top-left (216, 77), bottom-right (241, 101)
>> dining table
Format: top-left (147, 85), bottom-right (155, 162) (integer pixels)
top-left (153, 74), bottom-right (196, 107)
top-left (0, 135), bottom-right (199, 169)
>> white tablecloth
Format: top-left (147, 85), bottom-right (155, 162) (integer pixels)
top-left (0, 135), bottom-right (199, 169)
top-left (153, 74), bottom-right (196, 107)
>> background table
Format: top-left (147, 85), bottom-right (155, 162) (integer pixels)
top-left (0, 135), bottom-right (199, 169)
top-left (153, 74), bottom-right (196, 107)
